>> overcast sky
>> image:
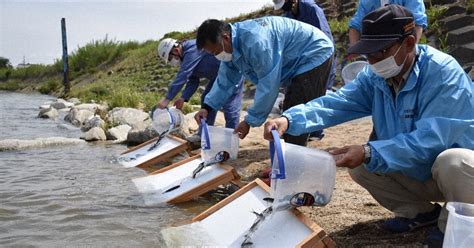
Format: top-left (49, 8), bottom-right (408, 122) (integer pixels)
top-left (0, 0), bottom-right (272, 66)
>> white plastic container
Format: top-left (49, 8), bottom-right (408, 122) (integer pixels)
top-left (152, 107), bottom-right (184, 134)
top-left (443, 202), bottom-right (474, 248)
top-left (200, 120), bottom-right (239, 162)
top-left (269, 130), bottom-right (336, 211)
top-left (341, 61), bottom-right (368, 84)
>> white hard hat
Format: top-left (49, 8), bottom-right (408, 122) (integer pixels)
top-left (157, 38), bottom-right (178, 64)
top-left (273, 0), bottom-right (285, 10)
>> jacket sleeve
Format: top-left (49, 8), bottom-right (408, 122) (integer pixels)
top-left (284, 71), bottom-right (373, 135)
top-left (242, 33), bottom-right (283, 127)
top-left (367, 60), bottom-right (473, 181)
top-left (165, 54), bottom-right (202, 100)
top-left (203, 62), bottom-right (242, 111)
top-left (405, 0), bottom-right (428, 28)
top-left (180, 76), bottom-right (200, 100)
top-left (349, 1), bottom-right (369, 32)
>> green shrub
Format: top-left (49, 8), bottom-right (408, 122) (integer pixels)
top-left (328, 17), bottom-right (350, 35)
top-left (38, 79), bottom-right (60, 94)
top-left (0, 80), bottom-right (21, 91)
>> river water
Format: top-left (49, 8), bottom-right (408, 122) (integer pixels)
top-left (0, 91), bottom-right (206, 247)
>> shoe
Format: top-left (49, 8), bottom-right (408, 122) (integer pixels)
top-left (308, 130), bottom-right (325, 141)
top-left (381, 203), bottom-right (442, 233)
top-left (424, 227), bottom-right (444, 248)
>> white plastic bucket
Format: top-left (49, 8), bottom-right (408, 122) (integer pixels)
top-left (269, 130), bottom-right (336, 211)
top-left (443, 202), bottom-right (474, 248)
top-left (200, 119), bottom-right (239, 162)
top-left (152, 107), bottom-right (184, 134)
top-left (341, 61), bottom-right (368, 84)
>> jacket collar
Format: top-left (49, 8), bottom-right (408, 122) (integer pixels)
top-left (229, 23), bottom-right (242, 62)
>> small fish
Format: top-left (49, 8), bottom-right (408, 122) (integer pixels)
top-left (162, 151), bottom-right (230, 194)
top-left (241, 206), bottom-right (273, 247)
top-left (192, 151), bottom-right (230, 178)
top-left (147, 130), bottom-right (168, 151)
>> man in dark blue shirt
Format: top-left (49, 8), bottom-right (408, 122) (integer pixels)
top-left (157, 38), bottom-right (243, 128)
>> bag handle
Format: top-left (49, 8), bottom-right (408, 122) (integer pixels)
top-left (269, 130), bottom-right (285, 179)
top-left (200, 118), bottom-right (211, 150)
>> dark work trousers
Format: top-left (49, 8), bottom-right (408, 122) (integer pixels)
top-left (282, 55), bottom-right (333, 146)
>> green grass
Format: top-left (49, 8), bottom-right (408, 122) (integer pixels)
top-left (38, 79), bottom-right (61, 94)
top-left (328, 17), bottom-right (350, 35)
top-left (0, 80), bottom-right (22, 91)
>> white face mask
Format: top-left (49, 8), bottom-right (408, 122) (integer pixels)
top-left (169, 57), bottom-right (181, 67)
top-left (215, 41), bottom-right (232, 62)
top-left (370, 41), bottom-right (407, 79)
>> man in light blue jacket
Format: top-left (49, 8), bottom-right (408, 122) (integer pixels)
top-left (156, 38), bottom-right (243, 129)
top-left (194, 16), bottom-right (334, 146)
top-left (264, 5), bottom-right (473, 246)
top-left (274, 0), bottom-right (337, 90)
top-left (349, 0), bottom-right (427, 45)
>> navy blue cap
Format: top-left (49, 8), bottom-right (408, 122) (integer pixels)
top-left (348, 4), bottom-right (415, 54)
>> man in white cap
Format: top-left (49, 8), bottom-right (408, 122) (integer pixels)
top-left (156, 38), bottom-right (243, 130)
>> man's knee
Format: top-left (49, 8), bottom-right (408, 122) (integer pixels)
top-left (432, 148), bottom-right (474, 181)
top-left (432, 148), bottom-right (474, 202)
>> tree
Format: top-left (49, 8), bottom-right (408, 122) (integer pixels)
top-left (0, 57), bottom-right (12, 69)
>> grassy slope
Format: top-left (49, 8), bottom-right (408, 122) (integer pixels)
top-left (0, 6), bottom-right (275, 113)
top-left (0, 1), bottom-right (461, 112)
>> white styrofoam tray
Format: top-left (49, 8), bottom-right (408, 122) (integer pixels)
top-left (161, 185), bottom-right (313, 247)
top-left (118, 136), bottom-right (183, 168)
top-left (132, 157), bottom-right (228, 205)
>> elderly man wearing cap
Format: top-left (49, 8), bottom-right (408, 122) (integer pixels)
top-left (264, 5), bottom-right (473, 246)
top-left (156, 38), bottom-right (243, 130)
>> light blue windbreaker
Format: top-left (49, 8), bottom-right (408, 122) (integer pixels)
top-left (285, 0), bottom-right (337, 89)
top-left (204, 16), bottom-right (334, 127)
top-left (283, 45), bottom-right (474, 182)
top-left (349, 0), bottom-right (428, 32)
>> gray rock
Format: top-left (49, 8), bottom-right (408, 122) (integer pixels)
top-left (38, 107), bottom-right (58, 119)
top-left (106, 124), bottom-right (132, 142)
top-left (450, 42), bottom-right (474, 65)
top-left (447, 26), bottom-right (474, 46)
top-left (39, 104), bottom-right (51, 110)
top-left (82, 127), bottom-right (106, 141)
top-left (428, 0), bottom-right (456, 5)
top-left (126, 126), bottom-right (159, 145)
top-left (0, 137), bottom-right (85, 151)
top-left (64, 108), bottom-right (95, 127)
top-left (74, 103), bottom-right (106, 113)
top-left (81, 116), bottom-right (106, 132)
top-left (107, 107), bottom-right (151, 130)
top-left (442, 5), bottom-right (467, 18)
top-left (50, 98), bottom-right (74, 110)
top-left (68, 98), bottom-right (81, 105)
top-left (440, 14), bottom-right (474, 32)
top-left (181, 111), bottom-right (199, 137)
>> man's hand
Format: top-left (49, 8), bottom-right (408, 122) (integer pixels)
top-left (328, 145), bottom-right (365, 169)
top-left (263, 117), bottom-right (288, 141)
top-left (157, 98), bottom-right (170, 109)
top-left (194, 109), bottom-right (208, 125)
top-left (173, 97), bottom-right (185, 110)
top-left (234, 121), bottom-right (250, 139)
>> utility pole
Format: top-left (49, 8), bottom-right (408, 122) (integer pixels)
top-left (61, 18), bottom-right (70, 95)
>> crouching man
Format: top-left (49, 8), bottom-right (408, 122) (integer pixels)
top-left (264, 5), bottom-right (474, 247)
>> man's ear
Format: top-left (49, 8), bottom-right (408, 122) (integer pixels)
top-left (222, 32), bottom-right (231, 43)
top-left (406, 34), bottom-right (416, 53)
